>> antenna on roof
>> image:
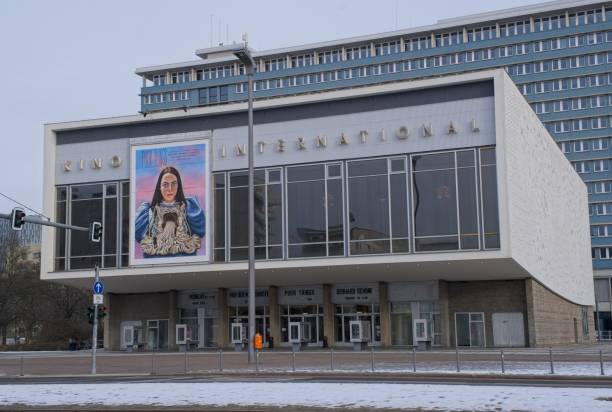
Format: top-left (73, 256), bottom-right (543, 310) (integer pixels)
top-left (395, 0), bottom-right (399, 30)
top-left (210, 14), bottom-right (213, 47)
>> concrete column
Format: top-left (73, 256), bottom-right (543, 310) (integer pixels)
top-left (565, 11), bottom-right (570, 26)
top-left (602, 5), bottom-right (606, 22)
top-left (438, 281), bottom-right (451, 347)
top-left (104, 293), bottom-right (120, 351)
top-left (430, 33), bottom-right (436, 48)
top-left (530, 16), bottom-right (535, 32)
top-left (323, 284), bottom-right (334, 347)
top-left (286, 55), bottom-right (292, 68)
top-left (268, 286), bottom-right (280, 348)
top-left (399, 37), bottom-right (405, 53)
top-left (313, 51), bottom-right (319, 65)
top-left (341, 46), bottom-right (346, 61)
top-left (379, 282), bottom-right (391, 347)
top-left (462, 28), bottom-right (468, 43)
top-left (525, 279), bottom-right (537, 347)
top-left (495, 22), bottom-right (501, 38)
top-left (168, 290), bottom-right (178, 351)
top-left (370, 42), bottom-right (376, 56)
top-left (217, 288), bottom-right (228, 348)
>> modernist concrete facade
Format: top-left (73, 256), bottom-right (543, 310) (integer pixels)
top-left (41, 70), bottom-right (595, 350)
top-left (132, 0), bottom-right (612, 336)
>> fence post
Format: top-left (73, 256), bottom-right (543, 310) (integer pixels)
top-left (370, 347), bottom-right (375, 372)
top-left (500, 349), bottom-right (505, 374)
top-left (184, 350), bottom-right (188, 374)
top-left (151, 352), bottom-right (156, 375)
top-left (20, 356), bottom-right (24, 377)
top-left (330, 348), bottom-right (334, 371)
top-left (255, 349), bottom-right (259, 373)
top-left (291, 350), bottom-right (296, 372)
top-left (218, 349), bottom-right (223, 372)
top-left (412, 347), bottom-right (416, 372)
top-left (455, 347), bottom-right (460, 372)
top-left (549, 348), bottom-right (554, 374)
top-left (600, 349), bottom-right (605, 376)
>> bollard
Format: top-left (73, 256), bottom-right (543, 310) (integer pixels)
top-left (151, 352), bottom-right (156, 375)
top-left (20, 356), bottom-right (24, 377)
top-left (255, 350), bottom-right (260, 373)
top-left (370, 347), bottom-right (375, 372)
top-left (549, 348), bottom-right (554, 374)
top-left (218, 349), bottom-right (223, 372)
top-left (412, 347), bottom-right (416, 372)
top-left (600, 349), bottom-right (605, 376)
top-left (291, 350), bottom-right (296, 372)
top-left (500, 349), bottom-right (505, 374)
top-left (455, 347), bottom-right (460, 372)
top-left (330, 348), bottom-right (334, 371)
top-left (184, 350), bottom-right (188, 374)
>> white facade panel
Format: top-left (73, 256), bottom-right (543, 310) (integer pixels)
top-left (497, 72), bottom-right (594, 305)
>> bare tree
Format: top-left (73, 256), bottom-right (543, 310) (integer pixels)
top-left (0, 231), bottom-right (24, 344)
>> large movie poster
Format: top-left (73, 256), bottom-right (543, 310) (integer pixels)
top-left (130, 140), bottom-right (209, 265)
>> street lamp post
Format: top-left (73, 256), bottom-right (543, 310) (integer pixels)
top-left (233, 43), bottom-right (256, 363)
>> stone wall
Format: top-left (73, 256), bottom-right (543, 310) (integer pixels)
top-left (525, 278), bottom-right (595, 346)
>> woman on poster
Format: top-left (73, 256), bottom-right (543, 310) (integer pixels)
top-left (134, 166), bottom-right (205, 257)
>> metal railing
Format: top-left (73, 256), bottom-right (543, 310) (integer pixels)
top-left (2, 346), bottom-right (612, 377)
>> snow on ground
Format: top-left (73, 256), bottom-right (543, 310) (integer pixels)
top-left (0, 382), bottom-right (611, 411)
top-left (299, 361), bottom-right (612, 376)
top-left (243, 361), bottom-right (612, 376)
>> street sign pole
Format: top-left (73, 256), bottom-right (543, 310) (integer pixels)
top-left (91, 264), bottom-right (100, 375)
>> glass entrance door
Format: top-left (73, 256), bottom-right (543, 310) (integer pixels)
top-left (281, 305), bottom-right (323, 346)
top-left (229, 305), bottom-right (270, 346)
top-left (146, 319), bottom-right (169, 350)
top-left (390, 302), bottom-right (412, 345)
top-left (335, 304), bottom-right (380, 345)
top-left (455, 312), bottom-right (485, 347)
top-left (197, 307), bottom-right (218, 348)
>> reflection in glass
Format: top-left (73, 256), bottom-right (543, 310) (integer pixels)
top-left (413, 155), bottom-right (458, 251)
top-left (480, 148), bottom-right (500, 249)
top-left (457, 154), bottom-right (479, 250)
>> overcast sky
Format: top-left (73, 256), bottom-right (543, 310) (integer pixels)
top-left (0, 0), bottom-right (548, 216)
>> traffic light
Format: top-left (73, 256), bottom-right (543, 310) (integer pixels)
top-left (11, 208), bottom-right (26, 231)
top-left (97, 306), bottom-right (107, 319)
top-left (87, 306), bottom-right (95, 325)
top-left (89, 221), bottom-right (102, 242)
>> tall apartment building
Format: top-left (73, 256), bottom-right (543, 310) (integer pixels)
top-left (134, 0), bottom-right (612, 338)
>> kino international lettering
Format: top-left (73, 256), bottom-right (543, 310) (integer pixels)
top-left (223, 119), bottom-right (481, 158)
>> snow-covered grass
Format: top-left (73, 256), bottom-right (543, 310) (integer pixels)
top-left (282, 361), bottom-right (611, 376)
top-left (0, 382), bottom-right (611, 411)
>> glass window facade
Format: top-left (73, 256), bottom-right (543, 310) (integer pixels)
top-left (55, 148), bottom-right (499, 271)
top-left (213, 147), bottom-right (500, 261)
top-left (54, 181), bottom-right (130, 271)
top-left (286, 163), bottom-right (344, 258)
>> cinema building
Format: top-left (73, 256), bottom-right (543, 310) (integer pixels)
top-left (41, 64), bottom-right (596, 350)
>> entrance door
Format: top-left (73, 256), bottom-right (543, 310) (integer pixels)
top-left (492, 312), bottom-right (525, 347)
top-left (123, 325), bottom-right (134, 348)
top-left (197, 308), bottom-right (206, 349)
top-left (455, 312), bottom-right (485, 347)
